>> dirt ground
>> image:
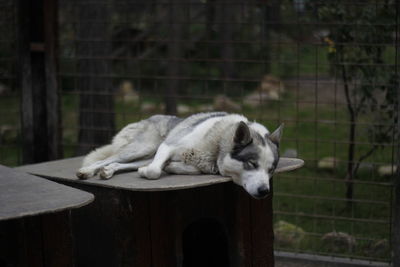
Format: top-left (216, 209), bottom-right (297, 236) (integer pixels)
top-left (275, 255), bottom-right (390, 267)
top-left (284, 77), bottom-right (347, 105)
top-left (276, 258), bottom-right (347, 267)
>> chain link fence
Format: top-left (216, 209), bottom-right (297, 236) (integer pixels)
top-left (0, 0), bottom-right (398, 263)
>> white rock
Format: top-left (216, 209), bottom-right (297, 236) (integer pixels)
top-left (213, 95), bottom-right (240, 112)
top-left (244, 75), bottom-right (285, 107)
top-left (140, 102), bottom-right (157, 113)
top-left (370, 239), bottom-right (390, 257)
top-left (378, 165), bottom-right (397, 177)
top-left (118, 80), bottom-right (139, 103)
top-left (197, 104), bottom-right (214, 112)
top-left (177, 104), bottom-right (191, 114)
top-left (321, 232), bottom-right (356, 252)
top-left (274, 220), bottom-right (305, 246)
top-left (318, 157), bottom-right (338, 170)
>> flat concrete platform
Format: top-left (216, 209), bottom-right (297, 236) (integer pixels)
top-left (15, 156), bottom-right (304, 192)
top-left (0, 165), bottom-right (94, 221)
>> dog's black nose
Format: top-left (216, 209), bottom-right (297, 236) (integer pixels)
top-left (257, 185), bottom-right (269, 197)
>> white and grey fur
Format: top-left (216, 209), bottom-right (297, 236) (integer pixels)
top-left (77, 112), bottom-right (283, 199)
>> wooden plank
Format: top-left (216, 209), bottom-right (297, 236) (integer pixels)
top-left (18, 0), bottom-right (61, 163)
top-left (0, 219), bottom-right (27, 267)
top-left (41, 211), bottom-right (74, 267)
top-left (0, 212), bottom-right (75, 267)
top-left (24, 217), bottom-right (45, 267)
top-left (15, 156), bottom-right (304, 192)
top-left (43, 0), bottom-right (61, 160)
top-left (250, 192), bottom-right (274, 266)
top-left (148, 192), bottom-right (177, 266)
top-left (69, 186), bottom-right (119, 267)
top-left (17, 0), bottom-right (34, 164)
top-left (230, 185), bottom-right (253, 267)
top-left (54, 178), bottom-right (276, 267)
top-left (0, 165), bottom-right (94, 221)
top-left (66, 185), bottom-right (152, 267)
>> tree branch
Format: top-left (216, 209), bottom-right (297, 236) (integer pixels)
top-left (352, 124), bottom-right (394, 176)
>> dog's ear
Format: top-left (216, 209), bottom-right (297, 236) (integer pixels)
top-left (234, 121), bottom-right (252, 146)
top-left (266, 123), bottom-right (284, 145)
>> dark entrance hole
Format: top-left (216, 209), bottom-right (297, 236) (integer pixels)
top-left (182, 218), bottom-right (230, 267)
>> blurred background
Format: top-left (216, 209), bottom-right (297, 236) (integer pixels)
top-left (0, 0), bottom-right (398, 264)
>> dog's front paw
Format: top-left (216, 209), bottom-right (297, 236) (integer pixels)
top-left (138, 166), bottom-right (162, 180)
top-left (99, 165), bottom-right (116, 180)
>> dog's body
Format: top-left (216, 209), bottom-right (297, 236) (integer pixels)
top-left (77, 112), bottom-right (283, 198)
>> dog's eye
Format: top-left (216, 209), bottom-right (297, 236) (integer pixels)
top-left (247, 160), bottom-right (258, 169)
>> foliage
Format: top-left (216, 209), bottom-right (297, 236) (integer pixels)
top-left (316, 0), bottom-right (398, 202)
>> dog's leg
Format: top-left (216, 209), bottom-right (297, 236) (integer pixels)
top-left (138, 143), bottom-right (172, 179)
top-left (99, 159), bottom-right (153, 179)
top-left (164, 161), bottom-right (201, 175)
top-left (77, 142), bottom-right (158, 179)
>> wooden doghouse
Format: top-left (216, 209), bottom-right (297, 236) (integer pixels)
top-left (0, 165), bottom-right (94, 267)
top-left (16, 157), bottom-right (303, 267)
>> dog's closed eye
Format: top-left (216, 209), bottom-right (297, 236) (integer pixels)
top-left (244, 160), bottom-right (258, 170)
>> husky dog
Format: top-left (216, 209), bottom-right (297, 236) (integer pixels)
top-left (77, 112), bottom-right (283, 199)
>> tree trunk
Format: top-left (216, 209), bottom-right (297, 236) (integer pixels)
top-left (392, 2), bottom-right (400, 264)
top-left (345, 118), bottom-right (356, 207)
top-left (206, 0), bottom-right (216, 41)
top-left (76, 1), bottom-right (115, 155)
top-left (342, 65), bottom-right (356, 207)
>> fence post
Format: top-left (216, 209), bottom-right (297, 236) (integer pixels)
top-left (394, 2), bottom-right (400, 266)
top-left (394, 75), bottom-right (400, 266)
top-left (18, 0), bottom-right (61, 164)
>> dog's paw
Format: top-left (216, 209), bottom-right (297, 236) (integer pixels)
top-left (76, 167), bottom-right (95, 180)
top-left (138, 166), bottom-right (162, 180)
top-left (99, 165), bottom-right (116, 180)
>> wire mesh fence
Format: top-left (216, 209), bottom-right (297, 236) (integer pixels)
top-left (1, 0), bottom-right (399, 263)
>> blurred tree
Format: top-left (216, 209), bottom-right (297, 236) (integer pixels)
top-left (317, 0), bottom-right (398, 205)
top-left (217, 0), bottom-right (236, 79)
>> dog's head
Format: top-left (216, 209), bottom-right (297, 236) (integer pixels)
top-left (219, 121), bottom-right (283, 199)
